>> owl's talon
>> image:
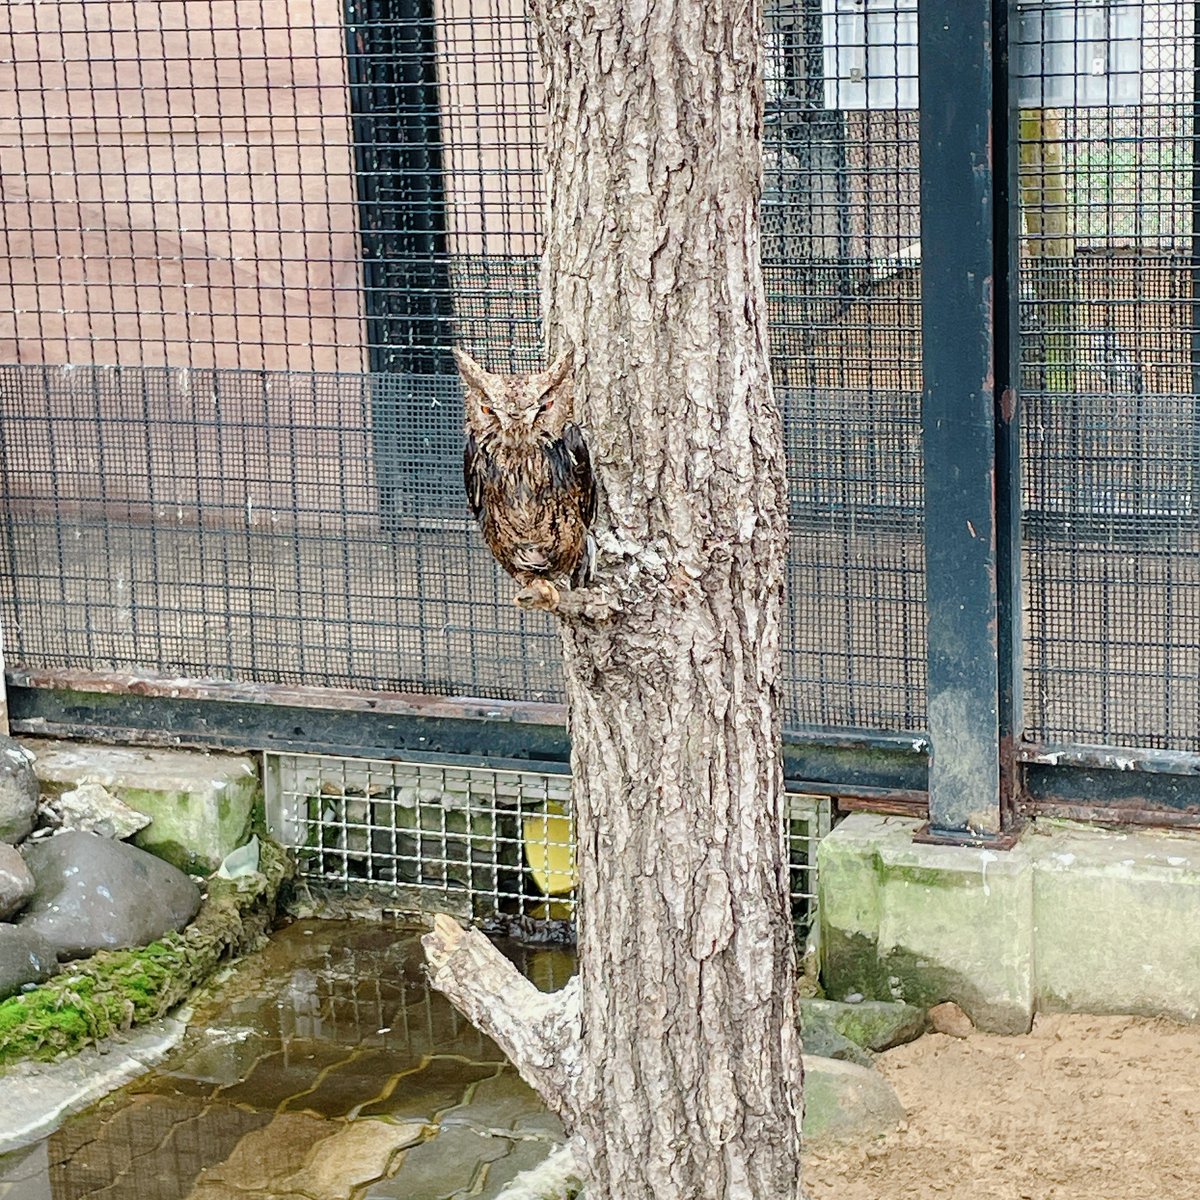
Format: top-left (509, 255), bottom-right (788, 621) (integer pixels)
top-left (514, 580), bottom-right (560, 611)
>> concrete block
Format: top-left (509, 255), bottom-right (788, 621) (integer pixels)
top-left (24, 740), bottom-right (259, 875)
top-left (819, 814), bottom-right (1200, 1030)
top-left (816, 815), bottom-right (888, 996)
top-left (819, 814), bottom-right (1035, 1033)
top-left (1029, 821), bottom-right (1200, 1021)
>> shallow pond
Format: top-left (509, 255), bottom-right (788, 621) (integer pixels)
top-left (0, 918), bottom-right (574, 1200)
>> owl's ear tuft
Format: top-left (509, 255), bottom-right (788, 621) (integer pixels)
top-left (540, 348), bottom-right (575, 395)
top-left (453, 348), bottom-right (496, 395)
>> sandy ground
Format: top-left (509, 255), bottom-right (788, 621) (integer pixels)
top-left (804, 1014), bottom-right (1200, 1200)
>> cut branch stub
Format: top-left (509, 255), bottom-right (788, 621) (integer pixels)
top-left (422, 915), bottom-right (582, 1122)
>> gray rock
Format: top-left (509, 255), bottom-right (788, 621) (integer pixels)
top-left (802, 1054), bottom-right (906, 1142)
top-left (0, 737), bottom-right (38, 844)
top-left (798, 997), bottom-right (926, 1053)
top-left (798, 1018), bottom-right (874, 1068)
top-left (16, 831), bottom-right (202, 961)
top-left (37, 781), bottom-right (152, 841)
top-left (0, 842), bottom-right (35, 919)
top-left (0, 925), bottom-right (58, 998)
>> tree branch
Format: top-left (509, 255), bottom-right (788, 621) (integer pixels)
top-left (514, 580), bottom-right (622, 622)
top-left (422, 915), bottom-right (582, 1120)
top-left (511, 531), bottom-right (675, 623)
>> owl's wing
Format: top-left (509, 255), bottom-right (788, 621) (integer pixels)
top-left (463, 430), bottom-right (485, 522)
top-left (560, 422), bottom-right (597, 527)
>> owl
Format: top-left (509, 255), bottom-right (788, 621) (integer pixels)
top-left (458, 347), bottom-right (596, 607)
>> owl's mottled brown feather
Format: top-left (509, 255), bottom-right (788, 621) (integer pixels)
top-left (458, 348), bottom-right (596, 591)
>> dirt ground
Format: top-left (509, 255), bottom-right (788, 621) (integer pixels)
top-left (803, 1014), bottom-right (1200, 1200)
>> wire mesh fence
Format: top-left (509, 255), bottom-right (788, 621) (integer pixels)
top-left (0, 1), bottom-right (1197, 761)
top-left (265, 751), bottom-right (832, 936)
top-left (1018, 0), bottom-right (1200, 749)
top-left (0, 0), bottom-right (928, 734)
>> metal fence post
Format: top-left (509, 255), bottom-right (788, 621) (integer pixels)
top-left (0, 621), bottom-right (9, 738)
top-left (345, 0), bottom-right (457, 529)
top-left (1192, 1), bottom-right (1200, 508)
top-left (918, 0), bottom-right (1023, 842)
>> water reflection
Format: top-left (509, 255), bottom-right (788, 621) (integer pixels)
top-left (0, 919), bottom-right (574, 1199)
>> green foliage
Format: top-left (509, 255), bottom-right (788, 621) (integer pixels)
top-left (0, 941), bottom-right (179, 1063)
top-left (0, 839), bottom-right (292, 1068)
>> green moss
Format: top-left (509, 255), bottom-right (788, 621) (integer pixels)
top-left (248, 794), bottom-right (270, 841)
top-left (886, 862), bottom-right (976, 891)
top-left (0, 839), bottom-right (293, 1068)
top-left (139, 838), bottom-right (202, 874)
top-left (825, 1001), bottom-right (925, 1051)
top-left (821, 929), bottom-right (895, 1001)
top-left (823, 928), bottom-right (961, 1005)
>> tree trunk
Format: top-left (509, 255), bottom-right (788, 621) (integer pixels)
top-left (538, 0), bottom-right (803, 1190)
top-left (426, 1), bottom-right (804, 1196)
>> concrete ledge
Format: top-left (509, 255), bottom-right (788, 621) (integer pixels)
top-left (0, 1016), bottom-right (187, 1152)
top-left (819, 814), bottom-right (1200, 1031)
top-left (819, 815), bottom-right (1034, 1033)
top-left (1031, 820), bottom-right (1200, 1021)
top-left (23, 740), bottom-right (259, 874)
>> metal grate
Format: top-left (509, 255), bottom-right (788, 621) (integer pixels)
top-left (265, 752), bottom-right (578, 921)
top-left (1019, 1), bottom-right (1200, 750)
top-left (786, 791), bottom-right (834, 937)
top-left (265, 752), bottom-right (832, 937)
top-left (0, 0), bottom-right (927, 738)
top-left (767, 0), bottom-right (927, 733)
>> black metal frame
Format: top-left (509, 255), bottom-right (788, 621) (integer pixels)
top-left (5, 671), bottom-right (927, 796)
top-left (1193, 1), bottom-right (1200, 502)
top-left (345, 0), bottom-right (452, 373)
top-left (916, 0), bottom-right (1023, 841)
top-left (13, 672), bottom-right (1200, 828)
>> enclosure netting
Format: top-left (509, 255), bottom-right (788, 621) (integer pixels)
top-left (0, 0), bottom-right (924, 734)
top-left (1018, 1), bottom-right (1200, 750)
top-left (0, 1), bottom-right (1196, 751)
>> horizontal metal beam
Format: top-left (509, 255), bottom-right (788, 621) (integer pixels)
top-left (12, 673), bottom-right (1200, 828)
top-left (9, 669), bottom-right (565, 727)
top-left (1018, 741), bottom-right (1200, 777)
top-left (7, 675), bottom-right (571, 774)
top-left (1023, 766), bottom-right (1200, 818)
top-left (1023, 799), bottom-right (1200, 831)
top-left (816, 786), bottom-right (928, 819)
top-left (1019, 740), bottom-right (1200, 823)
top-left (783, 729), bottom-right (928, 796)
top-left (6, 670), bottom-right (928, 798)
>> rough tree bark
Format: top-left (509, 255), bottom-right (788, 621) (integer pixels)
top-left (424, 1), bottom-right (804, 1197)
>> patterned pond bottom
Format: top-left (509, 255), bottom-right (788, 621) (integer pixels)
top-left (0, 918), bottom-right (574, 1200)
